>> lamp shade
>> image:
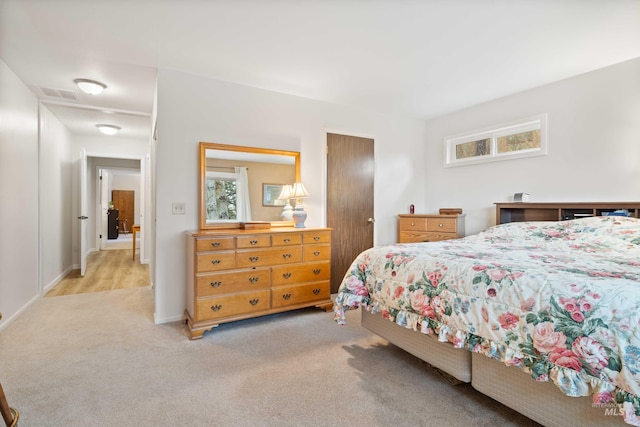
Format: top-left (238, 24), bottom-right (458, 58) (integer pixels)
top-left (290, 182), bottom-right (310, 199)
top-left (276, 184), bottom-right (293, 201)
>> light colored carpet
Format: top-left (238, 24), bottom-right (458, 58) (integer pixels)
top-left (0, 287), bottom-right (539, 426)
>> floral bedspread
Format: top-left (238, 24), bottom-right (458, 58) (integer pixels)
top-left (334, 216), bottom-right (640, 425)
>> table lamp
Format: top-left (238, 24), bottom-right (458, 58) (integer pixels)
top-left (290, 182), bottom-right (310, 228)
top-left (276, 184), bottom-right (294, 221)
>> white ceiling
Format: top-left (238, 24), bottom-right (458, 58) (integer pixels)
top-left (2, 0), bottom-right (640, 140)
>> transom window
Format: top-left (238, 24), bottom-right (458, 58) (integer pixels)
top-left (444, 114), bottom-right (547, 167)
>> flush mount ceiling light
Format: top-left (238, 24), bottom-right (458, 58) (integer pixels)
top-left (74, 78), bottom-right (107, 95)
top-left (96, 124), bottom-right (121, 135)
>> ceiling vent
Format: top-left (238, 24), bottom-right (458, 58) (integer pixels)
top-left (37, 86), bottom-right (79, 100)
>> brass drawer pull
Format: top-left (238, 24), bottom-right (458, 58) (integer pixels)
top-left (250, 240), bottom-right (258, 245)
top-left (249, 256), bottom-right (259, 263)
top-left (283, 273), bottom-right (292, 279)
top-left (211, 259), bottom-right (221, 265)
top-left (249, 298), bottom-right (260, 305)
top-left (211, 242), bottom-right (221, 247)
top-left (249, 277), bottom-right (259, 284)
top-left (282, 253), bottom-right (291, 259)
top-left (313, 251), bottom-right (320, 256)
top-left (283, 238), bottom-right (291, 243)
top-left (313, 269), bottom-right (321, 275)
top-left (283, 293), bottom-right (291, 300)
top-left (313, 288), bottom-right (321, 295)
top-left (210, 281), bottom-right (222, 288)
top-left (313, 236), bottom-right (320, 241)
top-left (211, 304), bottom-right (222, 312)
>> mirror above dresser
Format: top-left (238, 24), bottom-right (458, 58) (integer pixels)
top-left (199, 142), bottom-right (301, 229)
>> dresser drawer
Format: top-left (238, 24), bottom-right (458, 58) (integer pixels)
top-left (303, 244), bottom-right (331, 261)
top-left (236, 247), bottom-right (303, 268)
top-left (272, 261), bottom-right (330, 286)
top-left (426, 217), bottom-right (457, 232)
top-left (272, 281), bottom-right (331, 308)
top-left (196, 268), bottom-right (270, 297)
top-left (196, 290), bottom-right (271, 321)
top-left (399, 217), bottom-right (428, 232)
top-left (303, 230), bottom-right (331, 244)
top-left (272, 233), bottom-right (302, 246)
top-left (236, 234), bottom-right (271, 249)
top-left (196, 252), bottom-right (236, 272)
top-left (195, 237), bottom-right (235, 252)
top-left (399, 231), bottom-right (457, 243)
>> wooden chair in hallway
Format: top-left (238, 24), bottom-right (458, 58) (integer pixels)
top-left (0, 313), bottom-right (19, 427)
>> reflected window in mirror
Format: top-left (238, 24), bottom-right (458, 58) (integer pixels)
top-left (205, 170), bottom-right (237, 221)
top-left (206, 166), bottom-right (252, 222)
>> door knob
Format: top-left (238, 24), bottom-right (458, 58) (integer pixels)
top-left (367, 218), bottom-right (375, 223)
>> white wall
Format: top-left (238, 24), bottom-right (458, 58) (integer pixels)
top-left (0, 59), bottom-right (39, 328)
top-left (154, 68), bottom-right (427, 323)
top-left (39, 105), bottom-right (73, 292)
top-left (424, 57), bottom-right (640, 235)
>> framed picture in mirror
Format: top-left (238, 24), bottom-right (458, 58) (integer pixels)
top-left (263, 183), bottom-right (285, 207)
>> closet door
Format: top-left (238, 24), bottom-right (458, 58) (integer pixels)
top-left (327, 133), bottom-right (375, 293)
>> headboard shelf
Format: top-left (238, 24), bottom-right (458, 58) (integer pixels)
top-left (495, 202), bottom-right (640, 225)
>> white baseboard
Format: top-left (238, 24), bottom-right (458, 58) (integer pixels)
top-left (154, 312), bottom-right (184, 325)
top-left (42, 265), bottom-right (74, 294)
top-left (0, 294), bottom-right (40, 333)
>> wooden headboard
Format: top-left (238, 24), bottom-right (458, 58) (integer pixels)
top-left (495, 202), bottom-right (640, 225)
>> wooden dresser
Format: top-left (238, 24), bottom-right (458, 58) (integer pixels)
top-left (185, 227), bottom-right (333, 340)
top-left (397, 214), bottom-right (465, 243)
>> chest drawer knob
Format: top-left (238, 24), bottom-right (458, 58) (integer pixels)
top-left (211, 242), bottom-right (221, 247)
top-left (211, 304), bottom-right (222, 312)
top-left (282, 272), bottom-right (292, 279)
top-left (313, 269), bottom-right (321, 275)
top-left (282, 253), bottom-right (291, 259)
top-left (283, 238), bottom-right (291, 243)
top-left (282, 293), bottom-right (291, 300)
top-left (411, 222), bottom-right (415, 226)
top-left (210, 281), bottom-right (222, 288)
top-left (211, 259), bottom-right (221, 265)
top-left (313, 288), bottom-right (321, 295)
top-left (313, 236), bottom-right (320, 241)
top-left (249, 298), bottom-right (260, 306)
top-left (249, 256), bottom-right (259, 263)
top-left (313, 251), bottom-right (320, 256)
top-left (439, 223), bottom-right (444, 227)
top-left (249, 277), bottom-right (260, 283)
top-left (250, 240), bottom-right (258, 245)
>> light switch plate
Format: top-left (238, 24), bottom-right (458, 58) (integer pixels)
top-left (172, 202), bottom-right (186, 215)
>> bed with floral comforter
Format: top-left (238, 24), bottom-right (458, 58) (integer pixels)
top-left (334, 216), bottom-right (640, 425)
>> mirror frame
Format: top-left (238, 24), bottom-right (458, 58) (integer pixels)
top-left (199, 141), bottom-right (301, 229)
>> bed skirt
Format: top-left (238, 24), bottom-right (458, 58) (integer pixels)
top-left (360, 308), bottom-right (471, 383)
top-left (361, 309), bottom-right (628, 426)
top-left (471, 352), bottom-right (627, 427)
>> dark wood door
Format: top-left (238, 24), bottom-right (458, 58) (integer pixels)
top-left (112, 190), bottom-right (134, 234)
top-left (327, 133), bottom-right (374, 293)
